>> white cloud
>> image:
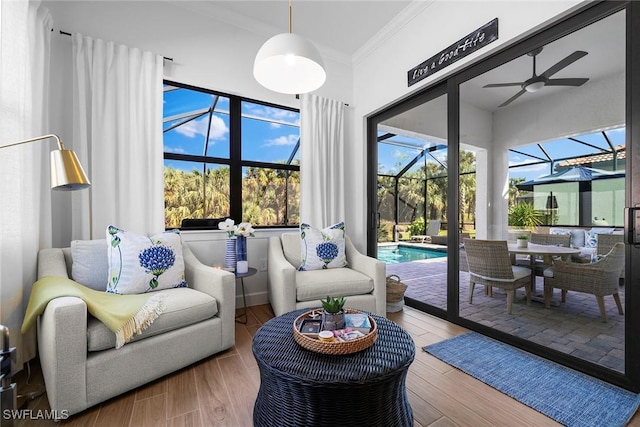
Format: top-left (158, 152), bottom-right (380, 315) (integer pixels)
top-left (175, 116), bottom-right (228, 141)
top-left (264, 134), bottom-right (298, 147)
top-left (164, 146), bottom-right (185, 154)
top-left (245, 104), bottom-right (300, 126)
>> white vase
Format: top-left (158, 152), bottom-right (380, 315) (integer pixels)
top-left (517, 238), bottom-right (528, 248)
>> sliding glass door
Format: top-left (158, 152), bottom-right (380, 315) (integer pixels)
top-left (370, 88), bottom-right (450, 315)
top-left (368, 1), bottom-right (640, 390)
top-left (458, 8), bottom-right (627, 373)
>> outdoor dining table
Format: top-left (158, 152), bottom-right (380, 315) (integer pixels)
top-left (507, 242), bottom-right (581, 265)
top-left (508, 242), bottom-right (581, 302)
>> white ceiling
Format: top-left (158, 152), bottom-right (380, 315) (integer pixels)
top-left (461, 10), bottom-right (625, 111)
top-left (170, 0), bottom-right (415, 60)
top-left (174, 1), bottom-right (624, 112)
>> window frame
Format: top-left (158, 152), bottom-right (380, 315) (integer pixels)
top-left (163, 80), bottom-right (301, 229)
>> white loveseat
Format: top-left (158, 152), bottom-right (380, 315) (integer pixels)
top-left (268, 233), bottom-right (386, 317)
top-left (36, 240), bottom-right (235, 417)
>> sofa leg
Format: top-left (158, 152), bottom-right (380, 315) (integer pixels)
top-left (596, 295), bottom-right (607, 322)
top-left (469, 282), bottom-right (475, 304)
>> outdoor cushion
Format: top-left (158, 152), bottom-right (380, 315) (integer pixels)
top-left (87, 287), bottom-right (217, 351)
top-left (549, 227), bottom-right (585, 248)
top-left (472, 265), bottom-right (530, 282)
top-left (585, 227), bottom-right (615, 248)
top-left (295, 268), bottom-right (373, 302)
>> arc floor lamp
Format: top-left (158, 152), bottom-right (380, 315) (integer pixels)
top-left (1, 134), bottom-right (89, 424)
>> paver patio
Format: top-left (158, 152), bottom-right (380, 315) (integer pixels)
top-left (386, 254), bottom-right (625, 372)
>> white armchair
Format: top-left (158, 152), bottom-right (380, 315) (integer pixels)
top-left (268, 233), bottom-right (386, 317)
top-left (35, 241), bottom-right (235, 417)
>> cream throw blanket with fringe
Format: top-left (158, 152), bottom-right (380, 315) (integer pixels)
top-left (22, 276), bottom-right (165, 349)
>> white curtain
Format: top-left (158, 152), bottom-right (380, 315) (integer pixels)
top-left (0, 1), bottom-right (53, 365)
top-left (299, 94), bottom-right (346, 227)
top-left (71, 35), bottom-right (164, 239)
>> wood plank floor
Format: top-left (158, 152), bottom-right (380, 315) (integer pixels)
top-left (13, 304), bottom-right (640, 426)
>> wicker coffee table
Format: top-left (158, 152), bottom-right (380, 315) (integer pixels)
top-left (252, 308), bottom-right (415, 426)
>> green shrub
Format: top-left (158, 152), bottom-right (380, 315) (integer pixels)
top-left (407, 217), bottom-right (426, 235)
top-left (508, 203), bottom-right (543, 228)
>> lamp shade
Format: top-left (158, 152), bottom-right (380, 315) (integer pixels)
top-left (1, 134), bottom-right (91, 191)
top-left (253, 32), bottom-right (326, 94)
top-left (50, 149), bottom-right (91, 190)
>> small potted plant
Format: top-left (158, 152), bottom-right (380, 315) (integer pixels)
top-left (321, 296), bottom-right (346, 331)
top-left (517, 234), bottom-right (529, 248)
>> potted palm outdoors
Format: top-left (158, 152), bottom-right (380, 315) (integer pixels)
top-left (321, 296), bottom-right (346, 331)
top-left (509, 202), bottom-right (542, 247)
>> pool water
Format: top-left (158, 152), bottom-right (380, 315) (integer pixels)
top-left (377, 245), bottom-right (447, 264)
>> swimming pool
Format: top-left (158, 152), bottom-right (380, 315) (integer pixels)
top-left (377, 245), bottom-right (447, 264)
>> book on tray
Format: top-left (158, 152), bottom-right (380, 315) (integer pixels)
top-left (344, 313), bottom-right (372, 334)
top-left (333, 329), bottom-right (366, 342)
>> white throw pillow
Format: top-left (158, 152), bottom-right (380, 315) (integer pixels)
top-left (71, 239), bottom-right (109, 291)
top-left (299, 222), bottom-right (348, 271)
top-left (106, 225), bottom-right (187, 294)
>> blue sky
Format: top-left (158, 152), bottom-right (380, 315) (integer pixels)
top-left (163, 87), bottom-right (300, 171)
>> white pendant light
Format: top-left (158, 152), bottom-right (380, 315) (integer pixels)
top-left (253, 0), bottom-right (326, 94)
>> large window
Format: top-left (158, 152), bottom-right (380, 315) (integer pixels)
top-left (163, 82), bottom-right (300, 229)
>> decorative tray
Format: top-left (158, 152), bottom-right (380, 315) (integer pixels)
top-left (293, 309), bottom-right (377, 355)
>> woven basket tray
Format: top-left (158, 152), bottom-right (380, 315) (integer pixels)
top-left (293, 309), bottom-right (378, 355)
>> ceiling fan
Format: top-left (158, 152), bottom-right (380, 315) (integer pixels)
top-left (483, 47), bottom-right (589, 108)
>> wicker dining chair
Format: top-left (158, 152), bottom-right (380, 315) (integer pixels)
top-left (543, 242), bottom-right (624, 322)
top-left (463, 239), bottom-right (532, 314)
top-left (530, 233), bottom-right (572, 247)
top-left (597, 233), bottom-right (625, 280)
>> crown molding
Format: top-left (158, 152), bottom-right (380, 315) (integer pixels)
top-left (353, 0), bottom-right (436, 65)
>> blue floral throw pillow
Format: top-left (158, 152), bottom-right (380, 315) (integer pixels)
top-left (299, 222), bottom-right (348, 271)
top-left (106, 225), bottom-right (187, 294)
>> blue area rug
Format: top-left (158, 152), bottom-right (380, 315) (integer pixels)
top-left (423, 332), bottom-right (640, 427)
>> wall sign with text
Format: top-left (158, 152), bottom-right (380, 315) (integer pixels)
top-left (407, 18), bottom-right (498, 87)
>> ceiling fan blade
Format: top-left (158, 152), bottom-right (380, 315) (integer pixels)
top-left (540, 51), bottom-right (588, 79)
top-left (483, 82), bottom-right (523, 88)
top-left (498, 89), bottom-right (527, 108)
top-left (545, 78), bottom-right (589, 87)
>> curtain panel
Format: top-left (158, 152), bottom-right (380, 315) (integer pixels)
top-left (0, 1), bottom-right (53, 365)
top-left (71, 35), bottom-right (164, 239)
top-left (300, 94), bottom-right (346, 228)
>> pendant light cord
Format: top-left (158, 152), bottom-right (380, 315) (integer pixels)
top-left (289, 0), bottom-right (292, 33)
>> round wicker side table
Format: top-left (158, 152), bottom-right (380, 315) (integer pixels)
top-left (252, 308), bottom-right (415, 427)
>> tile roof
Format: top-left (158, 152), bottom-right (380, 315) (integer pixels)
top-left (558, 145), bottom-right (625, 167)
